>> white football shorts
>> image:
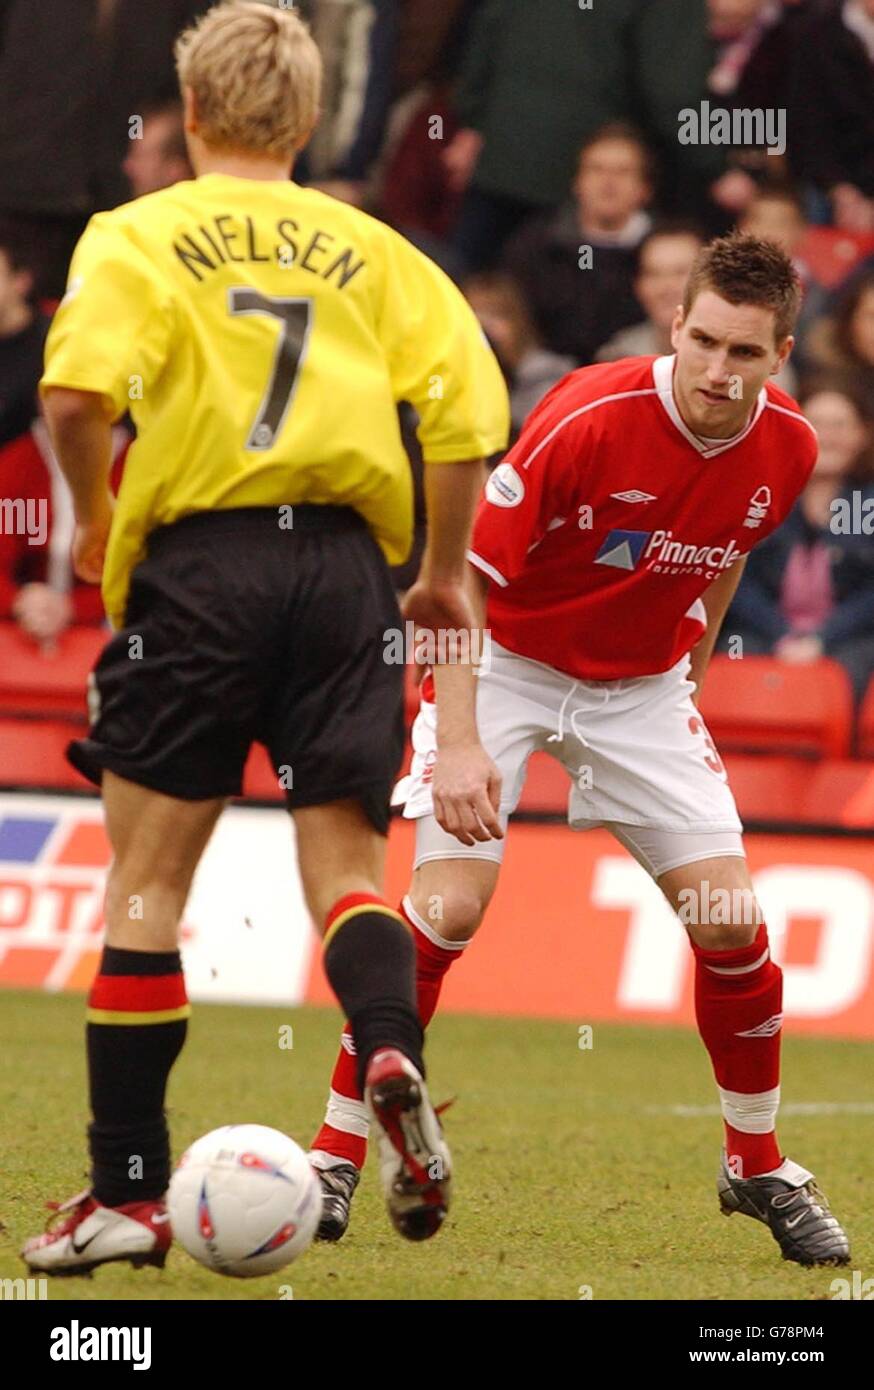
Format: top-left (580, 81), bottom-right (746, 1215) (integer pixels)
top-left (392, 641), bottom-right (744, 880)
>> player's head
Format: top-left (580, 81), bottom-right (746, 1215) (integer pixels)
top-left (671, 233), bottom-right (800, 438)
top-left (174, 2), bottom-right (322, 171)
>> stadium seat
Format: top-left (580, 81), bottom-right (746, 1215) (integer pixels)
top-left (0, 623), bottom-right (108, 719)
top-left (0, 717), bottom-right (92, 791)
top-left (720, 753), bottom-right (816, 824)
top-left (858, 677), bottom-right (874, 760)
top-left (803, 760), bottom-right (874, 828)
top-left (698, 656), bottom-right (854, 759)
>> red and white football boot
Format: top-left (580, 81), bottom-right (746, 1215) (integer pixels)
top-left (364, 1048), bottom-right (452, 1242)
top-left (22, 1189), bottom-right (171, 1275)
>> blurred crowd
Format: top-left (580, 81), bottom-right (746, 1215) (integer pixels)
top-left (1, 0), bottom-right (873, 706)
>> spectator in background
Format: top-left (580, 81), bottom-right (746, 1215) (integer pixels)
top-left (789, 0), bottom-right (874, 231)
top-left (444, 0), bottom-right (640, 270)
top-left (378, 89), bottom-right (463, 275)
top-left (0, 0), bottom-right (211, 299)
top-left (738, 182), bottom-right (829, 356)
top-left (805, 272), bottom-right (874, 415)
top-left (464, 272), bottom-right (575, 439)
top-left (293, 0), bottom-right (399, 206)
top-left (501, 125), bottom-right (653, 365)
top-left (122, 100), bottom-right (192, 198)
top-left (634, 0), bottom-right (812, 232)
top-left (0, 418), bottom-right (127, 644)
top-left (0, 221), bottom-right (50, 449)
top-left (597, 224), bottom-right (704, 362)
top-left (723, 380), bottom-right (874, 702)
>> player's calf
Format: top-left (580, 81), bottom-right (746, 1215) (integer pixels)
top-left (310, 895), bottom-right (469, 1239)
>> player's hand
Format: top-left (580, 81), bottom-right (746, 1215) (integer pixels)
top-left (401, 578), bottom-right (477, 684)
top-left (432, 740), bottom-right (503, 846)
top-left (72, 507), bottom-right (113, 584)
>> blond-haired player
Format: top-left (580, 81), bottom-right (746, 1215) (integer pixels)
top-left (24, 2), bottom-right (508, 1274)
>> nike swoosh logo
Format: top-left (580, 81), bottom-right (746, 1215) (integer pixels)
top-left (151, 1213), bottom-right (171, 1225)
top-left (784, 1211), bottom-right (808, 1229)
top-left (71, 1230), bottom-right (101, 1254)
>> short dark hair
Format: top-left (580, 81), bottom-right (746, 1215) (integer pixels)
top-left (683, 232), bottom-right (801, 342)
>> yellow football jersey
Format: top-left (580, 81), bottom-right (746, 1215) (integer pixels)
top-left (41, 173), bottom-right (510, 627)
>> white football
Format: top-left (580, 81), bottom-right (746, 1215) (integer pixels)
top-left (167, 1124), bottom-right (322, 1277)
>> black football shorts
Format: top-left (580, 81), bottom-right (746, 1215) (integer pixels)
top-left (68, 507), bottom-right (406, 834)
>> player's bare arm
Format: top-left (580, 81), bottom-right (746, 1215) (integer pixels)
top-left (430, 564), bottom-right (503, 847)
top-left (403, 457), bottom-right (487, 638)
top-left (41, 386), bottom-right (115, 583)
top-left (687, 554), bottom-right (748, 703)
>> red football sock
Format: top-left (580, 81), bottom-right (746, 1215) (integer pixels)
top-left (310, 897), bottom-right (465, 1170)
top-left (693, 922), bottom-right (783, 1178)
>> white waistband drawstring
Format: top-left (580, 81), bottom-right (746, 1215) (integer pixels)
top-left (547, 681), bottom-right (579, 743)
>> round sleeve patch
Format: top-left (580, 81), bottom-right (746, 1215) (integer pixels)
top-left (485, 461), bottom-right (525, 508)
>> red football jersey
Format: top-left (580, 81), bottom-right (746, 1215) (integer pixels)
top-left (468, 355), bottom-right (817, 680)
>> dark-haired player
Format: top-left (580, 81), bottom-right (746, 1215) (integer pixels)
top-left (24, 2), bottom-right (508, 1273)
top-left (310, 233), bottom-right (851, 1268)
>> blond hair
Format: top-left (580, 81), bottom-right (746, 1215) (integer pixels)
top-left (175, 2), bottom-right (322, 158)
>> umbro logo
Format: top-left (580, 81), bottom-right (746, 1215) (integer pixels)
top-left (736, 1013), bottom-right (783, 1038)
top-left (610, 489), bottom-right (657, 504)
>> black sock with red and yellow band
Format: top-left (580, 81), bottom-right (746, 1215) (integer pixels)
top-left (86, 946), bottom-right (189, 1207)
top-left (322, 892), bottom-right (424, 1093)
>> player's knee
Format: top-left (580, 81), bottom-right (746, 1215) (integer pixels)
top-left (410, 878), bottom-right (491, 944)
top-left (679, 894), bottom-right (763, 951)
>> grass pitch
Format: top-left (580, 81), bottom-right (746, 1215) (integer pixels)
top-left (1, 991), bottom-right (871, 1301)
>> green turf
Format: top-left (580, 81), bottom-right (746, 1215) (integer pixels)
top-left (1, 991), bottom-right (871, 1300)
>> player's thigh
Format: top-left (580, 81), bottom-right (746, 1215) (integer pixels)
top-left (292, 797), bottom-right (388, 930)
top-left (102, 770), bottom-right (227, 946)
top-left (265, 523), bottom-right (405, 843)
top-left (608, 821), bottom-right (757, 949)
top-left (565, 658), bottom-right (742, 835)
top-left (658, 851), bottom-right (761, 950)
top-left (408, 853), bottom-right (501, 944)
top-left (400, 649), bottom-right (546, 825)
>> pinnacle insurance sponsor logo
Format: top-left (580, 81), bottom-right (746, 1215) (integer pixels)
top-left (594, 528), bottom-right (742, 577)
